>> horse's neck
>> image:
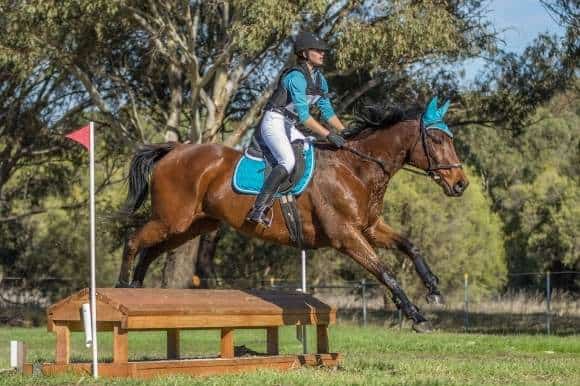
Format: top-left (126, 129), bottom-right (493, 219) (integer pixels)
top-left (347, 120), bottom-right (417, 184)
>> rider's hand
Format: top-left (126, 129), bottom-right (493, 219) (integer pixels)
top-left (326, 133), bottom-right (346, 148)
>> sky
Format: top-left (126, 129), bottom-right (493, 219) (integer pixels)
top-left (461, 0), bottom-right (566, 84)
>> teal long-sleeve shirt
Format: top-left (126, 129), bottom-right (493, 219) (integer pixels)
top-left (281, 69), bottom-right (336, 124)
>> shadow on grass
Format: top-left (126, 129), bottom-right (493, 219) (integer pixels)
top-left (337, 308), bottom-right (580, 335)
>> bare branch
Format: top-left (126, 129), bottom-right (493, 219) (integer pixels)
top-left (335, 76), bottom-right (383, 114)
top-left (224, 81), bottom-right (276, 147)
top-left (67, 64), bottom-right (133, 140)
top-left (199, 42), bottom-right (236, 89)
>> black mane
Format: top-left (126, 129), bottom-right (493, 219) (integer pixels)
top-left (342, 103), bottom-right (422, 139)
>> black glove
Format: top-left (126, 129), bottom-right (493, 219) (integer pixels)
top-left (326, 133), bottom-right (346, 148)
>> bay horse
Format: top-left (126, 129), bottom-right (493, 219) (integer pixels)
top-left (117, 98), bottom-right (469, 333)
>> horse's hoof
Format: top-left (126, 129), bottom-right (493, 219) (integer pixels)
top-left (130, 281), bottom-right (143, 288)
top-left (426, 292), bottom-right (445, 305)
top-left (115, 281), bottom-right (130, 288)
top-left (412, 320), bottom-right (434, 333)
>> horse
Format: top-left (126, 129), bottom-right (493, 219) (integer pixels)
top-left (117, 97), bottom-right (468, 333)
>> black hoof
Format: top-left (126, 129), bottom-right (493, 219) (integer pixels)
top-left (129, 281), bottom-right (143, 288)
top-left (426, 292), bottom-right (445, 305)
top-left (412, 320), bottom-right (434, 333)
top-left (115, 281), bottom-right (130, 288)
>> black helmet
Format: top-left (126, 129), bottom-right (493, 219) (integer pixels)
top-left (294, 32), bottom-right (328, 52)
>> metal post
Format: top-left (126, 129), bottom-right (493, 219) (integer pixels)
top-left (361, 279), bottom-right (367, 327)
top-left (10, 341), bottom-right (26, 372)
top-left (546, 271), bottom-right (551, 335)
top-left (464, 273), bottom-right (469, 331)
top-left (300, 249), bottom-right (307, 354)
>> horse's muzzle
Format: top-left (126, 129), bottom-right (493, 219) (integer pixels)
top-left (452, 179), bottom-right (469, 196)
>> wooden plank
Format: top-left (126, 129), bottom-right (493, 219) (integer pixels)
top-left (32, 362), bottom-right (134, 377)
top-left (49, 320), bottom-right (118, 333)
top-left (48, 288), bottom-right (337, 311)
top-left (220, 328), bottom-right (234, 359)
top-left (167, 329), bottom-right (180, 359)
top-left (54, 322), bottom-right (70, 364)
top-left (266, 327), bottom-right (279, 355)
top-left (126, 312), bottom-right (335, 330)
top-left (26, 354), bottom-right (341, 378)
top-left (316, 325), bottom-right (329, 354)
top-left (48, 291), bottom-right (123, 326)
top-left (113, 324), bottom-right (129, 364)
top-left (97, 288), bottom-right (336, 315)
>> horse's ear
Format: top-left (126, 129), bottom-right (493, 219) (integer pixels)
top-left (426, 96), bottom-right (438, 115)
top-left (438, 99), bottom-right (450, 117)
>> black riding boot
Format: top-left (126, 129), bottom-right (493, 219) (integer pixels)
top-left (246, 165), bottom-right (289, 226)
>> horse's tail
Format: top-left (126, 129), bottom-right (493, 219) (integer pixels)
top-left (123, 142), bottom-right (178, 214)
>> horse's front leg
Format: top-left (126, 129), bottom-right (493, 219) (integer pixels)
top-left (366, 219), bottom-right (444, 305)
top-left (335, 227), bottom-right (432, 333)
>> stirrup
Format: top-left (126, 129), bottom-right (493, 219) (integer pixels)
top-left (246, 207), bottom-right (274, 227)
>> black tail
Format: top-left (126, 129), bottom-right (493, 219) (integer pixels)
top-left (123, 142), bottom-right (178, 214)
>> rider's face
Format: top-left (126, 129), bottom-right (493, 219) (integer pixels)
top-left (307, 49), bottom-right (325, 66)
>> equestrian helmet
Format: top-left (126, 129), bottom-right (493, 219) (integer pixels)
top-left (294, 32), bottom-right (328, 52)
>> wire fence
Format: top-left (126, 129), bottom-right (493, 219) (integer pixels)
top-left (1, 272), bottom-right (579, 334)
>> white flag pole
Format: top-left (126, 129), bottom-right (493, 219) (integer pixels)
top-left (89, 121), bottom-right (99, 378)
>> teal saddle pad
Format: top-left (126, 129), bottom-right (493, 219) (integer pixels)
top-left (232, 143), bottom-right (315, 196)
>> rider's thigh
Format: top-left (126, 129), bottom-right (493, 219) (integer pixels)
top-left (260, 111), bottom-right (295, 173)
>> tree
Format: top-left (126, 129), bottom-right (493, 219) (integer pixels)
top-left (458, 89), bottom-right (579, 290)
top-left (0, 0), bottom-right (503, 287)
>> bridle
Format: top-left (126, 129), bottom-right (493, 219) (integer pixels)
top-left (340, 116), bottom-right (462, 180)
top-left (406, 115), bottom-right (462, 182)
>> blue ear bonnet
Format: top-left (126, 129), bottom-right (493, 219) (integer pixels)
top-left (422, 97), bottom-right (453, 138)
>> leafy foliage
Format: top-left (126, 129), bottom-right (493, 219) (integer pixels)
top-left (0, 0), bottom-right (577, 297)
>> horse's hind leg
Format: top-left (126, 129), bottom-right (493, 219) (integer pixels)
top-left (366, 219), bottom-right (443, 304)
top-left (130, 218), bottom-right (221, 287)
top-left (335, 226), bottom-right (432, 333)
top-left (116, 219), bottom-right (169, 287)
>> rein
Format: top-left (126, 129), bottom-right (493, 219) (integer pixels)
top-left (342, 145), bottom-right (428, 177)
top-left (316, 116), bottom-right (462, 179)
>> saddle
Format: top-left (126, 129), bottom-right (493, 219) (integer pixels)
top-left (232, 137), bottom-right (316, 248)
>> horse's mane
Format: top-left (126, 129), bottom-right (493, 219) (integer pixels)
top-left (342, 103), bottom-right (422, 139)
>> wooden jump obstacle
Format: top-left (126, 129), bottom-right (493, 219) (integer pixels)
top-left (23, 288), bottom-right (340, 378)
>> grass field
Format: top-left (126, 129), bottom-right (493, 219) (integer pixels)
top-left (0, 325), bottom-right (579, 385)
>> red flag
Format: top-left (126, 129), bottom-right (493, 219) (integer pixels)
top-left (66, 125), bottom-right (90, 150)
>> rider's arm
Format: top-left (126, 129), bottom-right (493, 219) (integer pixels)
top-left (284, 72), bottom-right (331, 137)
top-left (317, 75), bottom-right (345, 132)
top-left (326, 115), bottom-right (346, 132)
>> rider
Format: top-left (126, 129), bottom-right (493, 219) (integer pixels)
top-left (246, 31), bottom-right (347, 226)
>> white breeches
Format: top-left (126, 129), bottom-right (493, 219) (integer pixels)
top-left (259, 110), bottom-right (306, 173)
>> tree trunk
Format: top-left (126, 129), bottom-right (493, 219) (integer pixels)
top-left (162, 238), bottom-right (200, 288)
top-left (194, 229), bottom-right (221, 288)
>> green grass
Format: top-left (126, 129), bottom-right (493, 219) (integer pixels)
top-left (1, 325), bottom-right (579, 385)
